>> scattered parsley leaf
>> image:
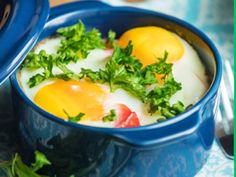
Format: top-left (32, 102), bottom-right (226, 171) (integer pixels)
top-left (145, 54), bottom-right (185, 116)
top-left (31, 151), bottom-right (51, 172)
top-left (57, 21), bottom-right (85, 38)
top-left (0, 151), bottom-right (51, 177)
top-left (79, 68), bottom-right (101, 83)
top-left (23, 21), bottom-right (106, 88)
top-left (102, 109), bottom-right (117, 122)
top-left (107, 30), bottom-right (116, 48)
top-left (22, 20), bottom-right (186, 119)
top-left (22, 52), bottom-right (43, 69)
top-left (63, 110), bottom-right (85, 122)
top-left (57, 20), bottom-right (105, 59)
top-left (146, 51), bottom-right (172, 75)
top-left (80, 42), bottom-right (146, 100)
top-left (80, 43), bottom-right (185, 118)
top-left (55, 62), bottom-right (80, 81)
top-left (25, 50), bottom-right (54, 88)
top-left (113, 41), bottom-right (142, 72)
top-left (160, 101), bottom-right (185, 119)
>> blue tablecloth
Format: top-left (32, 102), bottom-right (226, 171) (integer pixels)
top-left (0, 0), bottom-right (234, 177)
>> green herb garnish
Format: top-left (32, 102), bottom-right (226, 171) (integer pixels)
top-left (23, 21), bottom-right (105, 87)
top-left (0, 151), bottom-right (51, 177)
top-left (63, 110), bottom-right (85, 122)
top-left (80, 42), bottom-right (146, 100)
top-left (145, 51), bottom-right (185, 115)
top-left (24, 51), bottom-right (80, 88)
top-left (57, 20), bottom-right (105, 59)
top-left (80, 43), bottom-right (185, 118)
top-left (22, 21), bottom-right (186, 119)
top-left (107, 30), bottom-right (116, 48)
top-left (102, 109), bottom-right (117, 122)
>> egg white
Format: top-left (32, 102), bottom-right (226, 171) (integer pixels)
top-left (20, 34), bottom-right (208, 127)
top-left (171, 36), bottom-right (208, 107)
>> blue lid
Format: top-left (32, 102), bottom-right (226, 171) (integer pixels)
top-left (0, 0), bottom-right (49, 85)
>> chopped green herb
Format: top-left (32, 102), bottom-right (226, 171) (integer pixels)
top-left (24, 51), bottom-right (82, 87)
top-left (102, 109), bottom-right (117, 122)
top-left (80, 43), bottom-right (185, 117)
top-left (63, 110), bottom-right (85, 122)
top-left (23, 21), bottom-right (105, 87)
top-left (24, 50), bottom-right (54, 88)
top-left (80, 42), bottom-right (146, 100)
top-left (145, 51), bottom-right (173, 76)
top-left (22, 20), bottom-right (186, 119)
top-left (141, 51), bottom-right (172, 85)
top-left (0, 151), bottom-right (51, 177)
top-left (107, 30), bottom-right (116, 48)
top-left (31, 151), bottom-right (51, 172)
top-left (79, 68), bottom-right (102, 83)
top-left (57, 20), bottom-right (105, 59)
top-left (146, 76), bottom-right (183, 115)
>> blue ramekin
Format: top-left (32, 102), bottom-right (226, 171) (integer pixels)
top-left (10, 1), bottom-right (222, 177)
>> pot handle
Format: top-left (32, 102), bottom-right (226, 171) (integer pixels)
top-left (49, 0), bottom-right (112, 20)
top-left (110, 110), bottom-right (201, 148)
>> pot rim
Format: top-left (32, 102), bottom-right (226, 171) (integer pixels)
top-left (10, 2), bottom-right (222, 135)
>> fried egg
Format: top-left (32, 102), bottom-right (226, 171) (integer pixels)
top-left (19, 26), bottom-right (209, 127)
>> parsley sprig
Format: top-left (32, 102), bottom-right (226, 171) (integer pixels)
top-left (0, 151), bottom-right (51, 177)
top-left (63, 110), bottom-right (85, 122)
top-left (23, 21), bottom-right (106, 88)
top-left (80, 42), bottom-right (185, 118)
top-left (80, 42), bottom-right (146, 100)
top-left (102, 109), bottom-right (117, 122)
top-left (57, 20), bottom-right (105, 59)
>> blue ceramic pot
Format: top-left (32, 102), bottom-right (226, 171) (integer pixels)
top-left (0, 0), bottom-right (49, 84)
top-left (10, 1), bottom-right (222, 177)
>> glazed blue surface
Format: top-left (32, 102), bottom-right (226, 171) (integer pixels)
top-left (0, 0), bottom-right (49, 85)
top-left (10, 1), bottom-right (222, 177)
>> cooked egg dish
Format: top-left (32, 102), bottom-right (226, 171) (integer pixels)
top-left (19, 21), bottom-right (208, 128)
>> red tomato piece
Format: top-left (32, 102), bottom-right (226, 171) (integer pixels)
top-left (116, 104), bottom-right (132, 120)
top-left (115, 104), bottom-right (140, 128)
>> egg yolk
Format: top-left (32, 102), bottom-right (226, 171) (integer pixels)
top-left (34, 80), bottom-right (107, 121)
top-left (117, 26), bottom-right (184, 66)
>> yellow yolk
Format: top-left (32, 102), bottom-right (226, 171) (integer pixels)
top-left (34, 80), bottom-right (107, 121)
top-left (117, 26), bottom-right (184, 66)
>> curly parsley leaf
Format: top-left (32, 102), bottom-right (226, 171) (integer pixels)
top-left (25, 50), bottom-right (54, 88)
top-left (23, 21), bottom-right (106, 88)
top-left (141, 51), bottom-right (172, 85)
top-left (80, 42), bottom-right (185, 118)
top-left (57, 20), bottom-right (105, 59)
top-left (145, 51), bottom-right (172, 75)
top-left (80, 42), bottom-right (146, 100)
top-left (145, 55), bottom-right (185, 116)
top-left (22, 52), bottom-right (43, 69)
top-left (79, 68), bottom-right (102, 83)
top-left (57, 21), bottom-right (85, 38)
top-left (24, 50), bottom-right (81, 87)
top-left (112, 41), bottom-right (142, 72)
top-left (22, 21), bottom-right (185, 119)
